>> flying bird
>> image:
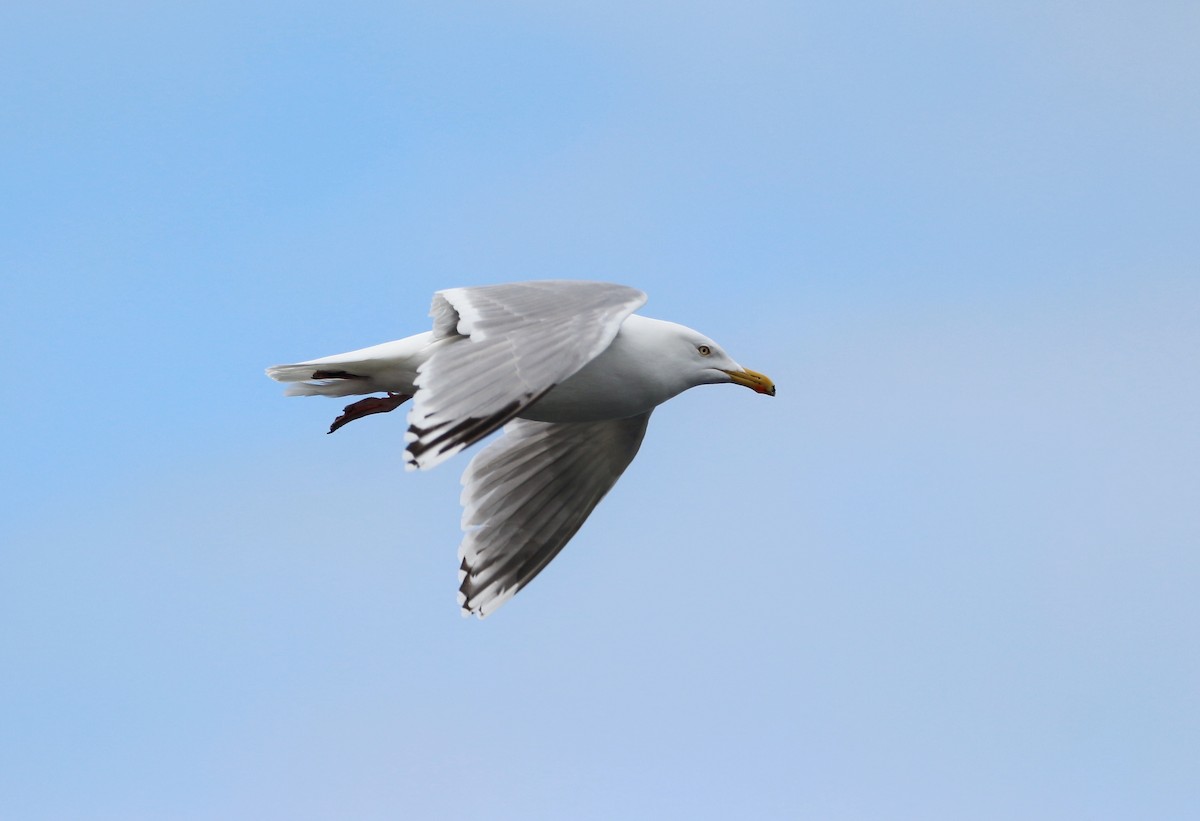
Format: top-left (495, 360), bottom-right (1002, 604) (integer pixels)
top-left (267, 281), bottom-right (775, 617)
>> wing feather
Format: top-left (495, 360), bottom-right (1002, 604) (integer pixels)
top-left (405, 281), bottom-right (646, 469)
top-left (457, 413), bottom-right (652, 617)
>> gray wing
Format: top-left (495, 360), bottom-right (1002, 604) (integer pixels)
top-left (457, 413), bottom-right (652, 617)
top-left (404, 281), bottom-right (646, 470)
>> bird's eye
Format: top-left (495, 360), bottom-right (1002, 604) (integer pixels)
top-left (697, 345), bottom-right (712, 356)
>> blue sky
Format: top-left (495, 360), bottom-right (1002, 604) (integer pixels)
top-left (2, 2), bottom-right (1198, 818)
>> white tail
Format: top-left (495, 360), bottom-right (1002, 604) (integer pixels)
top-left (266, 332), bottom-right (434, 397)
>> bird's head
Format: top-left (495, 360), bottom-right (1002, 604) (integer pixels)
top-left (654, 319), bottom-right (776, 397)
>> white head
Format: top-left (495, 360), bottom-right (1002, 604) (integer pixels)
top-left (626, 315), bottom-right (776, 399)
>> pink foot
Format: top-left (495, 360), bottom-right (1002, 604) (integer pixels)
top-left (328, 393), bottom-right (412, 434)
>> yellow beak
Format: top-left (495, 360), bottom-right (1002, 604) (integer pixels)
top-left (724, 367), bottom-right (776, 396)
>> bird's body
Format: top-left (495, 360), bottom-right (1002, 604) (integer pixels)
top-left (270, 315), bottom-right (718, 422)
top-left (267, 281), bottom-right (774, 616)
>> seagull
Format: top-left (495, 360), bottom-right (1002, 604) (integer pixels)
top-left (267, 281), bottom-right (775, 617)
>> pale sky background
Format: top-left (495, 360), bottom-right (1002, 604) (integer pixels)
top-left (2, 2), bottom-right (1199, 819)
